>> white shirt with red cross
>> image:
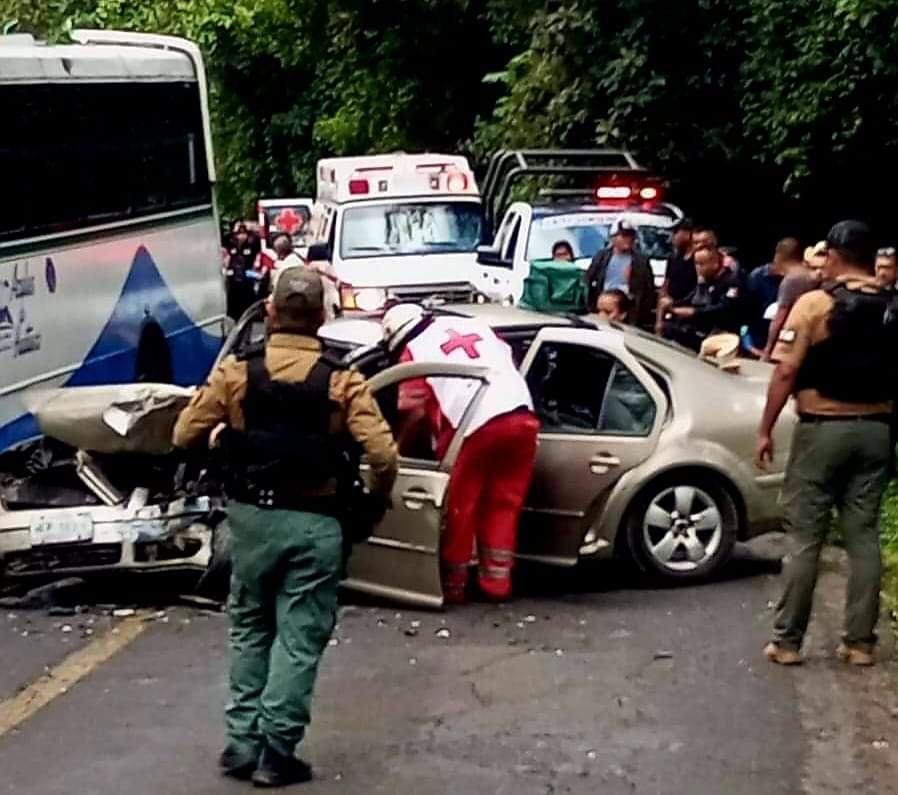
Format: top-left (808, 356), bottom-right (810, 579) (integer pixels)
top-left (401, 316), bottom-right (532, 438)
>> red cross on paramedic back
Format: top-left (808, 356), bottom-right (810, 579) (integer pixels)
top-left (399, 317), bottom-right (533, 454)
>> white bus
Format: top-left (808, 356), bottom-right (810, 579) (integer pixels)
top-left (0, 30), bottom-right (227, 452)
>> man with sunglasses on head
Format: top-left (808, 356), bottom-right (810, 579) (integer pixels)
top-left (757, 221), bottom-right (898, 668)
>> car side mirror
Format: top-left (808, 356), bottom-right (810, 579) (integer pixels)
top-left (476, 244), bottom-right (510, 268)
top-left (307, 242), bottom-right (332, 262)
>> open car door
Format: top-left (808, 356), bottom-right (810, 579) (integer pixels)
top-left (517, 326), bottom-right (668, 564)
top-left (342, 360), bottom-right (492, 609)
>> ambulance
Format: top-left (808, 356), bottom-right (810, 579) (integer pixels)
top-left (309, 153), bottom-right (484, 313)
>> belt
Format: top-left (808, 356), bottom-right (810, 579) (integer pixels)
top-left (798, 413), bottom-right (892, 424)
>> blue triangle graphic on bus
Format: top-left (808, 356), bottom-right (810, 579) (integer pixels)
top-left (65, 245), bottom-right (221, 388)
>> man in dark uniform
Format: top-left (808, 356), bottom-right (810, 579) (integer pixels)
top-left (226, 223), bottom-right (261, 320)
top-left (659, 245), bottom-right (745, 351)
top-left (756, 221), bottom-right (897, 667)
top-left (173, 267), bottom-right (398, 786)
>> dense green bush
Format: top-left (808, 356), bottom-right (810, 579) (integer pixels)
top-left (5, 0), bottom-right (898, 259)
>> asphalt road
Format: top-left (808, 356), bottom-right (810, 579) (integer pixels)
top-left (1, 537), bottom-right (896, 795)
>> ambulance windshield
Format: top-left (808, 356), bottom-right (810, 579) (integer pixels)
top-left (340, 201), bottom-right (482, 259)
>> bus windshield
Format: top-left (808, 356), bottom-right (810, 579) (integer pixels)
top-left (340, 201), bottom-right (482, 259)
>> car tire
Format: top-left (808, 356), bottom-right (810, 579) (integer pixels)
top-left (625, 474), bottom-right (738, 581)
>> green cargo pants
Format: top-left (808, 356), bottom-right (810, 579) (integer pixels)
top-left (773, 418), bottom-right (891, 652)
top-left (225, 501), bottom-right (342, 757)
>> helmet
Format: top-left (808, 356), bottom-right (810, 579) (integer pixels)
top-left (382, 303), bottom-right (426, 352)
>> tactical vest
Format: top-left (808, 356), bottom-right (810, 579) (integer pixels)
top-left (795, 282), bottom-right (898, 404)
top-left (225, 346), bottom-right (357, 510)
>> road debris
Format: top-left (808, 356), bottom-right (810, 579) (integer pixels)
top-left (653, 650), bottom-right (674, 660)
top-left (408, 657), bottom-right (417, 665)
top-left (872, 739), bottom-right (890, 751)
top-left (410, 620), bottom-right (421, 629)
top-left (586, 750), bottom-right (597, 760)
top-left (0, 578), bottom-right (85, 609)
top-left (435, 628), bottom-right (451, 639)
top-left (328, 638), bottom-right (339, 647)
top-left (404, 627), bottom-right (419, 637)
top-left (61, 625), bottom-right (73, 634)
top-left (112, 608), bottom-right (136, 618)
top-left (523, 614), bottom-right (537, 623)
top-left (609, 628), bottom-right (632, 640)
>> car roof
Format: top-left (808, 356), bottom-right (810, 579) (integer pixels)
top-left (432, 302), bottom-right (575, 329)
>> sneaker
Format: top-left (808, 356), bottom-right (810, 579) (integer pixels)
top-left (251, 744), bottom-right (313, 788)
top-left (764, 642), bottom-right (803, 666)
top-left (835, 643), bottom-right (875, 667)
top-left (219, 743), bottom-right (258, 780)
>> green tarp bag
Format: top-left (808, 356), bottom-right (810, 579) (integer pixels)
top-left (519, 258), bottom-right (588, 314)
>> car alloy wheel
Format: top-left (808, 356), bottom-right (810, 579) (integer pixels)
top-left (626, 476), bottom-right (737, 580)
top-left (642, 486), bottom-right (722, 572)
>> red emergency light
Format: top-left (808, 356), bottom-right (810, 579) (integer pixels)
top-left (595, 174), bottom-right (663, 208)
top-left (349, 178), bottom-right (370, 195)
top-left (446, 171), bottom-right (469, 192)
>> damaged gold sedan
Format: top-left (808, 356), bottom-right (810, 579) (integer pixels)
top-left (0, 303), bottom-right (793, 609)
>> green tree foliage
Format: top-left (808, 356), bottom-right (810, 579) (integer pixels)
top-left (6, 0), bottom-right (898, 247)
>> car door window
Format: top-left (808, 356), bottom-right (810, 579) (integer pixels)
top-left (501, 217), bottom-right (522, 263)
top-left (599, 362), bottom-right (656, 435)
top-left (374, 374), bottom-right (482, 463)
top-left (526, 342), bottom-right (655, 436)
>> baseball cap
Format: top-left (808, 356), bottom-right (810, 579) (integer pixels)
top-left (271, 265), bottom-right (323, 314)
top-left (826, 220), bottom-right (876, 264)
top-left (612, 219), bottom-right (637, 236)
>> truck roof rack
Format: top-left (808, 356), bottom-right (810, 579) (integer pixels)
top-left (481, 149), bottom-right (644, 239)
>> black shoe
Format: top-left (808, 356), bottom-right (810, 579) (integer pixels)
top-left (251, 745), bottom-right (313, 788)
top-left (219, 743), bottom-right (259, 780)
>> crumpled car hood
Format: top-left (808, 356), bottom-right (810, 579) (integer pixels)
top-left (26, 384), bottom-right (195, 455)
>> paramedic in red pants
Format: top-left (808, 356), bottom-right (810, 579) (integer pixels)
top-left (382, 304), bottom-right (540, 603)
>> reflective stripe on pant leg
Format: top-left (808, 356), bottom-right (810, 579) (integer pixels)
top-left (442, 432), bottom-right (488, 588)
top-left (476, 413), bottom-right (540, 599)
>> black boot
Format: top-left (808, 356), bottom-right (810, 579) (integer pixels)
top-left (251, 744), bottom-right (313, 788)
top-left (219, 743), bottom-right (258, 780)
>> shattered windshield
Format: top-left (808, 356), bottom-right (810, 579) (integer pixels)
top-left (339, 201), bottom-right (482, 259)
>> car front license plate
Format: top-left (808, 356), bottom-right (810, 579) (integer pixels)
top-left (29, 513), bottom-right (94, 546)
